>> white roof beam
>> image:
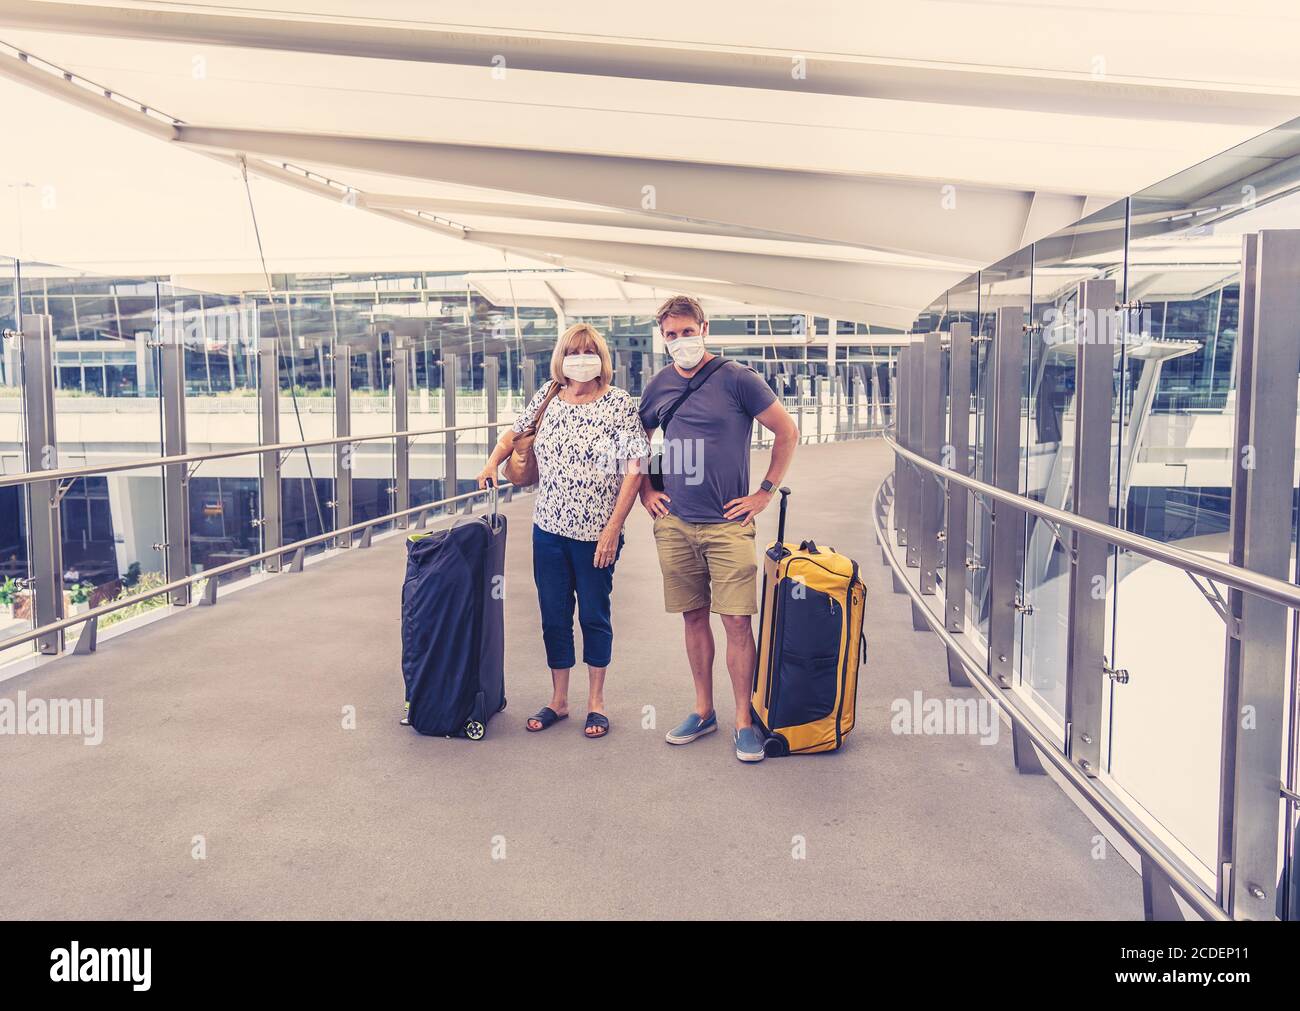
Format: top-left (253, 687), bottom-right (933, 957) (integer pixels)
top-left (540, 280), bottom-right (566, 315)
top-left (3, 1), bottom-right (1295, 125)
top-left (570, 263), bottom-right (915, 329)
top-left (469, 230), bottom-right (963, 310)
top-left (1019, 191), bottom-right (1088, 249)
top-left (3, 49), bottom-right (911, 323)
top-left (361, 193), bottom-right (831, 245)
top-left (175, 125), bottom-right (1036, 264)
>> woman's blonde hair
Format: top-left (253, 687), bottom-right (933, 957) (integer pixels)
top-left (550, 322), bottom-right (613, 388)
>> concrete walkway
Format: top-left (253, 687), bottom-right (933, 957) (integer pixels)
top-left (0, 440), bottom-right (1140, 919)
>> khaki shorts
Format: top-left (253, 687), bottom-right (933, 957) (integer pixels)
top-left (652, 513), bottom-right (758, 615)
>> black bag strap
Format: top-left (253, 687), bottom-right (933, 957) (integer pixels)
top-left (659, 357), bottom-right (729, 434)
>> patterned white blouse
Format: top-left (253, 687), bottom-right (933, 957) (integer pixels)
top-left (512, 382), bottom-right (650, 541)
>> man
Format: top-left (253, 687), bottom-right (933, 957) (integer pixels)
top-left (638, 295), bottom-right (799, 762)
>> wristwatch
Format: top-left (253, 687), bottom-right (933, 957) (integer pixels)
top-left (759, 479), bottom-right (776, 494)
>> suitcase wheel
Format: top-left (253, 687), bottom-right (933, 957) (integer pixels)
top-left (465, 720), bottom-right (486, 741)
top-left (498, 697), bottom-right (508, 713)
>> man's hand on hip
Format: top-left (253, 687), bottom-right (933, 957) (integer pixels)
top-left (723, 488), bottom-right (773, 526)
top-left (640, 486), bottom-right (672, 519)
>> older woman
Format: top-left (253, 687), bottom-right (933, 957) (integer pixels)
top-left (477, 324), bottom-right (648, 739)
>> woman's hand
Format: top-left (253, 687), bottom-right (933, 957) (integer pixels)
top-left (594, 522), bottom-right (621, 568)
top-left (475, 464), bottom-right (499, 490)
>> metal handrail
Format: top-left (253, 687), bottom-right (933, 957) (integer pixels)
top-left (0, 394), bottom-right (890, 489)
top-left (872, 476), bottom-right (1229, 922)
top-left (1, 480), bottom-right (522, 651)
top-left (886, 435), bottom-right (1300, 611)
top-left (0, 421), bottom-right (499, 490)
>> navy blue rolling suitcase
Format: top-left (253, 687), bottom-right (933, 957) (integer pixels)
top-left (400, 484), bottom-right (507, 740)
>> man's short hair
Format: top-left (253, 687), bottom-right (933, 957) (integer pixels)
top-left (655, 295), bottom-right (706, 329)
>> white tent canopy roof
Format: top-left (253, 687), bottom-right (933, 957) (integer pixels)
top-left (3, 1), bottom-right (1299, 324)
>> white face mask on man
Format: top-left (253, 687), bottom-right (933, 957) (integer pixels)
top-left (667, 335), bottom-right (706, 370)
top-left (561, 352), bottom-right (603, 383)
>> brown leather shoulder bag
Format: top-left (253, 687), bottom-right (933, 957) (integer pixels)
top-left (502, 381), bottom-right (561, 487)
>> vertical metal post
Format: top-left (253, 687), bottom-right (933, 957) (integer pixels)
top-left (892, 348), bottom-right (910, 548)
top-left (257, 342), bottom-right (282, 571)
top-left (905, 345), bottom-right (924, 569)
top-left (796, 374), bottom-right (807, 444)
top-left (813, 375), bottom-right (824, 443)
top-left (986, 306), bottom-right (1025, 689)
top-left (847, 369), bottom-right (857, 434)
top-left (484, 356), bottom-right (500, 458)
top-left (869, 363), bottom-right (882, 430)
top-left (522, 355), bottom-right (537, 405)
top-left (159, 338), bottom-right (191, 606)
top-left (443, 353), bottom-right (459, 498)
top-left (20, 314), bottom-right (63, 654)
top-left (831, 365), bottom-right (841, 438)
top-left (1218, 229), bottom-right (1300, 920)
top-left (392, 338), bottom-right (410, 529)
top-left (918, 332), bottom-right (944, 594)
top-left (1065, 278), bottom-right (1117, 777)
top-left (945, 323), bottom-right (971, 633)
top-left (333, 344), bottom-right (353, 548)
top-left (1219, 233), bottom-right (1257, 913)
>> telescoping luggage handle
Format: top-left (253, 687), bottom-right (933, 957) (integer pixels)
top-left (776, 486), bottom-right (792, 544)
top-left (485, 476), bottom-right (499, 517)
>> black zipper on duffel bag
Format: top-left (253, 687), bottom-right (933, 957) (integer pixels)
top-left (762, 574), bottom-right (786, 712)
top-left (833, 561), bottom-right (861, 748)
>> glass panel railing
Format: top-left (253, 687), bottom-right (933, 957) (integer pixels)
top-left (276, 318), bottom-right (335, 561)
top-left (41, 270), bottom-right (166, 640)
top-left (0, 254), bottom-right (34, 661)
top-left (1017, 202), bottom-right (1128, 731)
top-left (1105, 553), bottom-right (1230, 881)
top-left (885, 115), bottom-right (1300, 916)
top-left (1106, 177), bottom-right (1250, 877)
top-left (347, 337), bottom-right (396, 535)
top-left (168, 281), bottom-right (263, 587)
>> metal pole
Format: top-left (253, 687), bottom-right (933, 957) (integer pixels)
top-left (159, 337), bottom-right (191, 606)
top-left (1218, 233), bottom-right (1257, 913)
top-left (918, 332), bottom-right (944, 594)
top-left (1064, 278), bottom-right (1117, 778)
top-left (892, 348), bottom-right (910, 548)
top-left (832, 364), bottom-right (842, 438)
top-left (906, 346), bottom-right (924, 570)
top-left (333, 344), bottom-right (353, 548)
top-left (813, 375), bottom-right (824, 443)
top-left (20, 313), bottom-right (63, 654)
top-left (945, 323), bottom-right (973, 686)
top-left (850, 365), bottom-right (859, 438)
top-left (258, 342), bottom-right (282, 571)
top-left (392, 337), bottom-right (410, 529)
top-left (443, 353), bottom-right (459, 497)
top-left (986, 306), bottom-right (1025, 690)
top-left (1219, 229), bottom-right (1300, 920)
top-left (484, 355), bottom-right (499, 457)
top-left (522, 354), bottom-right (537, 405)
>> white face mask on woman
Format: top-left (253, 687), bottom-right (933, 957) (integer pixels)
top-left (561, 353), bottom-right (602, 383)
top-left (667, 335), bottom-right (706, 370)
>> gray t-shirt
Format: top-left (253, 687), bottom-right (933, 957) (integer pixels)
top-left (638, 358), bottom-right (777, 524)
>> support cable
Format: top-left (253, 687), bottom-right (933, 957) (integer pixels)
top-left (237, 156), bottom-right (326, 538)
